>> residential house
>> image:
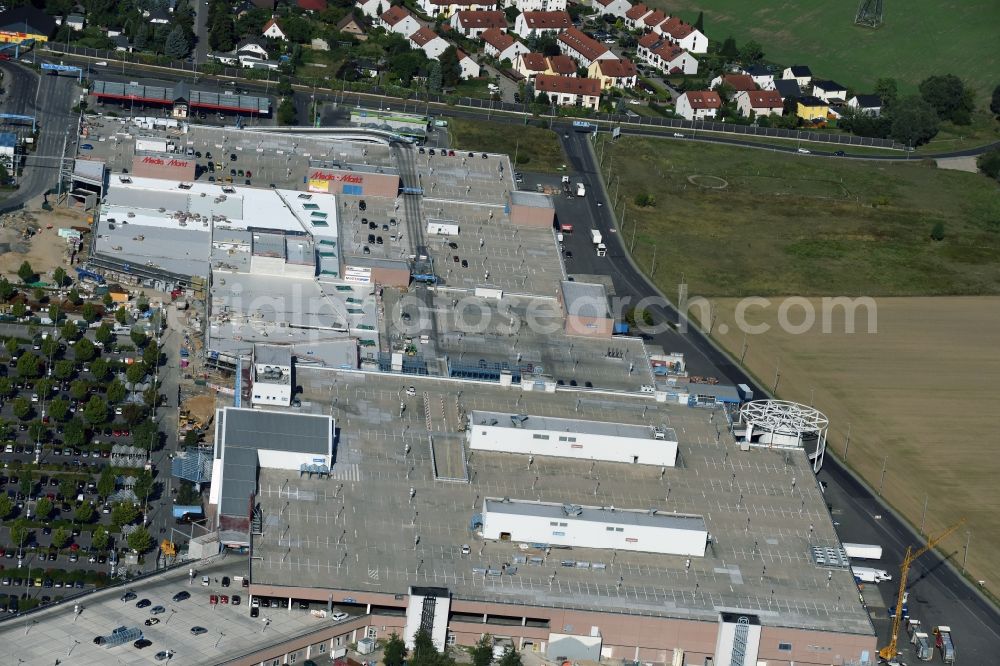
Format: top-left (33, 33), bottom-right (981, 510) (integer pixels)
top-left (210, 52), bottom-right (238, 65)
top-left (534, 74), bottom-right (601, 110)
top-left (593, 0), bottom-right (633, 20)
top-left (624, 4), bottom-right (652, 29)
top-left (379, 6), bottom-right (421, 37)
top-left (709, 74), bottom-right (757, 95)
top-left (812, 79), bottom-right (848, 103)
top-left (740, 64), bottom-right (774, 90)
top-left (545, 54), bottom-right (577, 77)
top-left (782, 65), bottom-right (812, 88)
top-left (147, 8), bottom-right (171, 24)
top-left (515, 52), bottom-right (549, 80)
top-left (451, 10), bottom-right (507, 38)
top-left (409, 27), bottom-right (449, 60)
top-left (637, 33), bottom-right (697, 75)
top-left (457, 49), bottom-right (481, 79)
top-left (588, 58), bottom-right (637, 89)
top-left (735, 90), bottom-right (784, 118)
top-left (481, 28), bottom-right (529, 63)
top-left (558, 27), bottom-right (615, 68)
top-left (418, 0), bottom-right (494, 19)
top-left (336, 14), bottom-right (367, 40)
top-left (847, 94), bottom-right (883, 116)
top-left (796, 95), bottom-right (829, 121)
top-left (236, 38), bottom-right (270, 60)
top-left (641, 10), bottom-right (667, 32)
top-left (111, 34), bottom-right (133, 52)
top-left (773, 78), bottom-right (802, 101)
top-left (504, 0), bottom-right (567, 12)
top-left (514, 11), bottom-right (572, 39)
top-left (675, 90), bottom-right (721, 120)
top-left (65, 14), bottom-right (85, 31)
top-left (262, 17), bottom-right (287, 40)
top-left (656, 16), bottom-right (707, 54)
top-left (356, 0), bottom-right (384, 18)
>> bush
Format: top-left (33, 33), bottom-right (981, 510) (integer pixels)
top-left (634, 193), bottom-right (656, 207)
top-left (930, 222), bottom-right (945, 241)
top-left (976, 148), bottom-right (1000, 182)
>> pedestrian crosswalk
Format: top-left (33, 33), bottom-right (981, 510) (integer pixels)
top-left (328, 463), bottom-right (360, 481)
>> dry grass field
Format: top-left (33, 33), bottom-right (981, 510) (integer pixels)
top-left (699, 297), bottom-right (1000, 594)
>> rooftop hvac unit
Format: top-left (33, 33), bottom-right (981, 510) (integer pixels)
top-left (562, 504), bottom-right (583, 517)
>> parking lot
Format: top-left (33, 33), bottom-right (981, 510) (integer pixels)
top-left (0, 556), bottom-right (352, 664)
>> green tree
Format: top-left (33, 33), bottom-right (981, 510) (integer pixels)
top-left (82, 301), bottom-right (98, 322)
top-left (115, 306), bottom-right (128, 325)
top-left (28, 420), bottom-right (47, 443)
top-left (165, 24), bottom-right (190, 59)
top-left (411, 628), bottom-right (441, 666)
top-left (60, 321), bottom-right (79, 342)
top-left (0, 277), bottom-right (14, 301)
top-left (889, 96), bottom-right (940, 146)
top-left (68, 288), bottom-right (82, 306)
top-left (36, 377), bottom-right (55, 398)
top-left (127, 525), bottom-right (152, 553)
top-left (74, 337), bottom-right (96, 362)
top-left (70, 380), bottom-right (90, 400)
top-left (693, 10), bottom-right (704, 32)
top-left (103, 293), bottom-right (114, 308)
top-left (95, 322), bottom-right (114, 345)
top-left (111, 502), bottom-right (139, 529)
top-left (142, 341), bottom-right (160, 368)
top-left (89, 357), bottom-right (109, 382)
top-left (53, 267), bottom-right (67, 287)
top-left (75, 501), bottom-right (95, 524)
top-left (126, 362), bottom-right (146, 385)
top-left (47, 303), bottom-right (61, 322)
top-left (918, 74), bottom-right (974, 124)
top-left (18, 260), bottom-right (35, 284)
top-left (977, 148), bottom-right (1000, 182)
top-left (0, 494), bottom-right (12, 519)
top-left (134, 470), bottom-right (154, 502)
top-left (9, 518), bottom-right (29, 548)
top-left (470, 634), bottom-right (494, 666)
top-left (17, 353), bottom-right (41, 379)
top-left (84, 395), bottom-right (108, 425)
top-left (50, 397), bottom-right (70, 421)
top-left (107, 379), bottom-right (127, 404)
top-left (60, 478), bottom-right (77, 502)
top-left (11, 301), bottom-right (25, 318)
top-left (278, 97), bottom-right (298, 125)
top-left (136, 296), bottom-right (149, 313)
top-left (130, 328), bottom-right (148, 348)
top-left (19, 473), bottom-right (33, 498)
top-left (3, 337), bottom-right (16, 356)
top-left (40, 336), bottom-right (58, 358)
top-left (992, 84), bottom-right (1000, 116)
top-left (209, 13), bottom-right (236, 51)
top-left (97, 467), bottom-right (116, 500)
top-left (134, 420), bottom-right (159, 451)
top-left (875, 77), bottom-right (898, 105)
top-left (35, 497), bottom-right (53, 520)
top-left (51, 526), bottom-right (71, 549)
top-left (0, 377), bottom-right (14, 399)
top-left (64, 418), bottom-right (85, 447)
top-left (54, 359), bottom-right (75, 380)
top-left (91, 525), bottom-right (109, 550)
top-left (719, 35), bottom-right (738, 59)
top-left (384, 633), bottom-right (408, 666)
top-left (13, 396), bottom-right (31, 420)
top-left (738, 40), bottom-right (763, 64)
top-left (439, 46), bottom-right (461, 88)
top-left (498, 647), bottom-right (522, 666)
top-left (428, 61), bottom-right (442, 93)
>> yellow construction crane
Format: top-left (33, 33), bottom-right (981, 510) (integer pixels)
top-left (879, 518), bottom-right (966, 662)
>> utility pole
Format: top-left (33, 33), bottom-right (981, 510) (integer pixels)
top-left (650, 244), bottom-right (656, 275)
top-left (739, 331), bottom-right (748, 365)
top-left (878, 455), bottom-right (887, 496)
top-left (56, 132), bottom-right (68, 197)
top-left (920, 494), bottom-right (928, 535)
top-left (772, 358), bottom-right (781, 394)
top-left (962, 531), bottom-right (971, 573)
top-left (844, 423), bottom-right (851, 460)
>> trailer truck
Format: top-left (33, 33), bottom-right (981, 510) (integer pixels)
top-left (933, 626), bottom-right (955, 663)
top-left (843, 543), bottom-right (883, 560)
top-left (590, 229), bottom-right (603, 245)
top-left (911, 631), bottom-right (933, 661)
top-left (576, 182), bottom-right (586, 197)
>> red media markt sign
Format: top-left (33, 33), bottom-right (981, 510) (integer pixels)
top-left (310, 171), bottom-right (364, 184)
top-left (142, 156), bottom-right (191, 168)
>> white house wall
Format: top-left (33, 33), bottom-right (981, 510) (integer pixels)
top-left (468, 423), bottom-right (677, 466)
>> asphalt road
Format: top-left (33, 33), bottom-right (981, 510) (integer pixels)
top-left (548, 129), bottom-right (1000, 661)
top-left (0, 61), bottom-right (80, 209)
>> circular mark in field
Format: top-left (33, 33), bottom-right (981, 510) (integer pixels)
top-left (688, 174), bottom-right (729, 189)
top-left (717, 323), bottom-right (729, 335)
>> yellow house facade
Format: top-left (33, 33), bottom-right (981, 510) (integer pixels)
top-left (796, 95), bottom-right (829, 121)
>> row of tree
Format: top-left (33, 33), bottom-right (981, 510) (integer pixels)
top-left (383, 631), bottom-right (523, 666)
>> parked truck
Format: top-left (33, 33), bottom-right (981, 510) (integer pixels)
top-left (933, 626), bottom-right (955, 663)
top-left (851, 566), bottom-right (892, 584)
top-left (911, 631), bottom-right (933, 661)
top-left (843, 543), bottom-right (883, 560)
top-left (576, 182), bottom-right (586, 197)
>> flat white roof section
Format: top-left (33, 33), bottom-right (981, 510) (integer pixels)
top-left (482, 498), bottom-right (707, 556)
top-left (468, 410), bottom-right (678, 467)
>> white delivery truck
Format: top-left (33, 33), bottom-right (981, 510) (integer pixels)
top-left (843, 543), bottom-right (883, 560)
top-left (590, 229), bottom-right (603, 245)
top-left (576, 182), bottom-right (586, 197)
top-left (851, 566), bottom-right (892, 584)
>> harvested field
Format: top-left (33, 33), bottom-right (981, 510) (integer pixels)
top-left (700, 296), bottom-right (1000, 595)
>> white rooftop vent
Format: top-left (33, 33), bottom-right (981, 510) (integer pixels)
top-left (562, 504), bottom-right (583, 517)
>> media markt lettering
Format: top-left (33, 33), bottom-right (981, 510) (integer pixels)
top-left (310, 171), bottom-right (364, 184)
top-left (142, 156), bottom-right (190, 168)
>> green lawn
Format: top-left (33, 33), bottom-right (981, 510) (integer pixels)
top-left (448, 118), bottom-right (568, 172)
top-left (651, 0), bottom-right (1000, 100)
top-left (604, 135), bottom-right (1000, 297)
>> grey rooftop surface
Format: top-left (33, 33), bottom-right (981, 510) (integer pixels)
top-left (255, 344), bottom-right (293, 367)
top-left (471, 409), bottom-right (663, 440)
top-left (484, 497), bottom-right (707, 532)
top-left (510, 190), bottom-right (555, 209)
top-left (562, 280), bottom-right (610, 319)
top-left (250, 369), bottom-right (873, 635)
